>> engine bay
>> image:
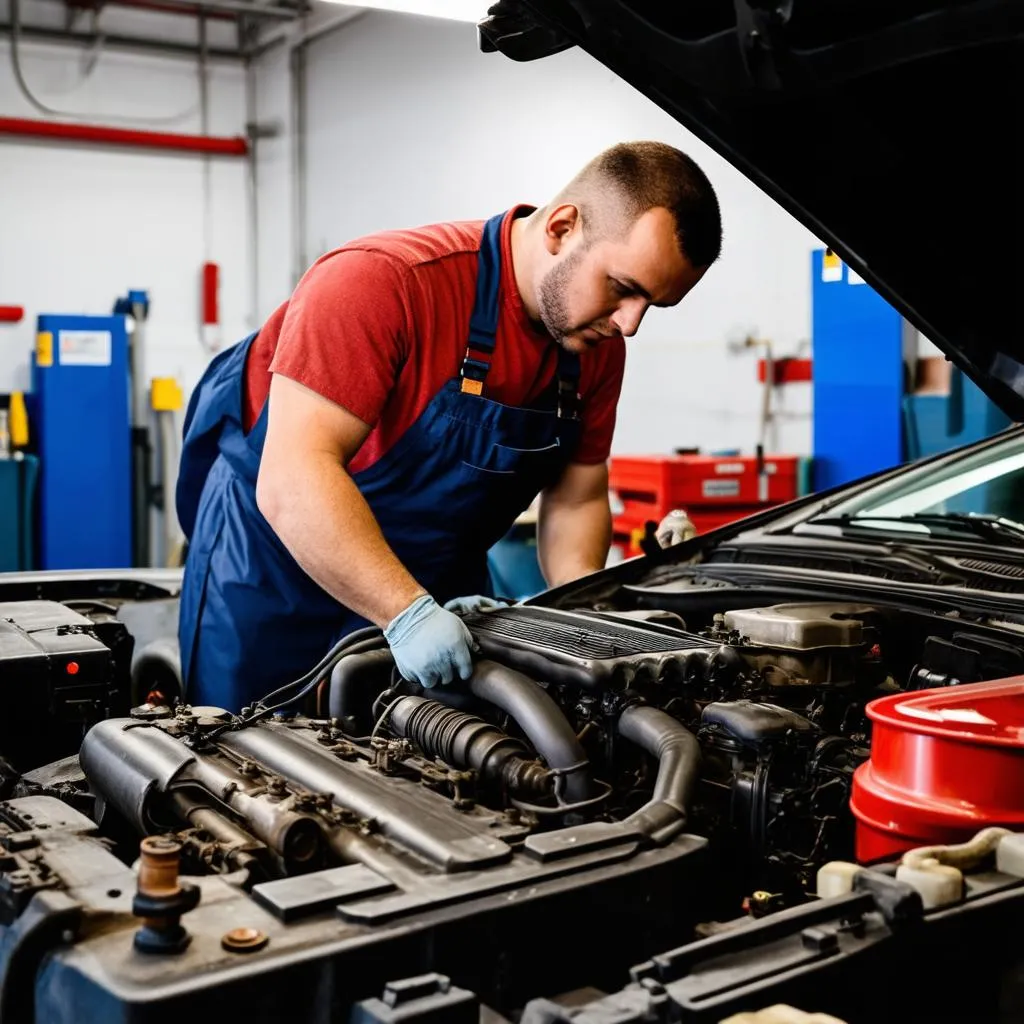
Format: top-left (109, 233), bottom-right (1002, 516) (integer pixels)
top-left (2, 586), bottom-right (1024, 1020)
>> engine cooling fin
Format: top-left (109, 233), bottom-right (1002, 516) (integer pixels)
top-left (464, 607), bottom-right (723, 690)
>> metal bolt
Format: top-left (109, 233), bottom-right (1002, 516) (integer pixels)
top-left (221, 927), bottom-right (269, 954)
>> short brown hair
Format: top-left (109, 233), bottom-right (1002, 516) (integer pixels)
top-left (556, 141), bottom-right (722, 267)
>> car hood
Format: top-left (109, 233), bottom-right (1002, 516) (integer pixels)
top-left (479, 1), bottom-right (1024, 421)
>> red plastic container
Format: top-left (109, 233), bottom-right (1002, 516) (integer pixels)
top-left (609, 453), bottom-right (800, 556)
top-left (851, 677), bottom-right (1024, 863)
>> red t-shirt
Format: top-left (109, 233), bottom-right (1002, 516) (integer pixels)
top-left (243, 207), bottom-right (625, 475)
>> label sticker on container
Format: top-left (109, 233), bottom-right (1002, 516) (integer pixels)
top-left (36, 332), bottom-right (53, 368)
top-left (58, 330), bottom-right (112, 367)
top-left (715, 463), bottom-right (745, 475)
top-left (703, 480), bottom-right (741, 498)
top-left (822, 250), bottom-right (843, 282)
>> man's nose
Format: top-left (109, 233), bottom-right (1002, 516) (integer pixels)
top-left (611, 298), bottom-right (647, 338)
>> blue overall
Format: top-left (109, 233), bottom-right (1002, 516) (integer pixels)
top-left (176, 212), bottom-right (583, 711)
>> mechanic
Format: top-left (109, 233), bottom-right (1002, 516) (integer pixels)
top-left (176, 140), bottom-right (722, 711)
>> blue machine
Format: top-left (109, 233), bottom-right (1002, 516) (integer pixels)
top-left (31, 314), bottom-right (132, 569)
top-left (811, 249), bottom-right (1008, 492)
top-left (0, 456), bottom-right (39, 571)
top-left (811, 250), bottom-right (905, 491)
top-left (903, 366), bottom-right (1010, 462)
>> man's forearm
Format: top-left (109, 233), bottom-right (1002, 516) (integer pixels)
top-left (537, 494), bottom-right (612, 588)
top-left (257, 450), bottom-right (426, 628)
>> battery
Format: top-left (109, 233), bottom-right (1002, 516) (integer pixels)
top-left (0, 601), bottom-right (129, 770)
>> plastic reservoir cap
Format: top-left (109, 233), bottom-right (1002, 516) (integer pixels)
top-left (815, 860), bottom-right (860, 899)
top-left (997, 833), bottom-right (1024, 877)
top-left (719, 1006), bottom-right (850, 1024)
top-left (895, 860), bottom-right (963, 909)
top-left (851, 677), bottom-right (1024, 862)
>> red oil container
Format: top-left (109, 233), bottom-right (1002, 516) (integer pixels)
top-left (850, 677), bottom-right (1024, 863)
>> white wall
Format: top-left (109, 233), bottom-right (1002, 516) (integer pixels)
top-left (284, 10), bottom-right (821, 457)
top-left (0, 0), bottom-right (255, 404)
top-left (251, 41), bottom-right (293, 320)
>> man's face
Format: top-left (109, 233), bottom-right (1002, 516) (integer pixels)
top-left (536, 207), bottom-right (706, 355)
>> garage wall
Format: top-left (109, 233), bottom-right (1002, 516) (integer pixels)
top-left (282, 11), bottom-right (821, 458)
top-left (0, 1), bottom-right (255, 403)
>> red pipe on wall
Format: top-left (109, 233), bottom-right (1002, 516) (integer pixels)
top-left (0, 306), bottom-right (25, 323)
top-left (0, 117), bottom-right (248, 157)
top-left (202, 262), bottom-right (220, 326)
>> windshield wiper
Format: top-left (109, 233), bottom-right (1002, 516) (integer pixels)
top-left (808, 512), bottom-right (1024, 548)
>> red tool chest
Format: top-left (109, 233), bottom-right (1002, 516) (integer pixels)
top-left (609, 453), bottom-right (801, 556)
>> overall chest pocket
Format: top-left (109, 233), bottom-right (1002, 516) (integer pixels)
top-left (462, 438), bottom-right (562, 476)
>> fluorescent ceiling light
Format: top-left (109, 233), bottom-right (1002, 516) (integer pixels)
top-left (319, 0), bottom-right (486, 21)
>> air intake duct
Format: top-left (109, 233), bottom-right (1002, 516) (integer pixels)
top-left (389, 696), bottom-right (552, 798)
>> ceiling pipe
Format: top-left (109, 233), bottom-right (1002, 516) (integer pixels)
top-left (64, 0), bottom-right (235, 21)
top-left (0, 117), bottom-right (249, 156)
top-left (250, 6), bottom-right (363, 56)
top-left (32, 0), bottom-right (302, 18)
top-left (126, 0), bottom-right (301, 17)
top-left (0, 22), bottom-right (245, 59)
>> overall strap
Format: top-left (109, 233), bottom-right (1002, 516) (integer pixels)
top-left (460, 212), bottom-right (506, 396)
top-left (555, 345), bottom-right (582, 421)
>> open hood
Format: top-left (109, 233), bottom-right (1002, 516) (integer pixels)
top-left (480, 1), bottom-right (1024, 421)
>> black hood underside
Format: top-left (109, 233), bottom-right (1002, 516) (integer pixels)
top-left (481, 1), bottom-right (1024, 420)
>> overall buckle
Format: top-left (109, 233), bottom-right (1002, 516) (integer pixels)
top-left (557, 377), bottom-right (582, 420)
top-left (460, 353), bottom-right (490, 396)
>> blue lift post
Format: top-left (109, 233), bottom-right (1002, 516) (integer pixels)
top-left (31, 315), bottom-right (133, 569)
top-left (811, 249), bottom-right (905, 492)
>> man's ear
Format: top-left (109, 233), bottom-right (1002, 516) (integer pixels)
top-left (543, 203), bottom-right (581, 255)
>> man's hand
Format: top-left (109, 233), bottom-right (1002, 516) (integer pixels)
top-left (656, 509), bottom-right (698, 547)
top-left (537, 462), bottom-right (613, 587)
top-left (385, 595), bottom-right (478, 688)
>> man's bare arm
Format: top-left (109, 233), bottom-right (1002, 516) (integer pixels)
top-left (255, 374), bottom-right (427, 627)
top-left (537, 462), bottom-right (612, 588)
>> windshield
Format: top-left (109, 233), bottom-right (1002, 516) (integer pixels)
top-left (811, 429), bottom-right (1024, 532)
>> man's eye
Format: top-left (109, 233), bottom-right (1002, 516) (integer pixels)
top-left (609, 278), bottom-right (630, 297)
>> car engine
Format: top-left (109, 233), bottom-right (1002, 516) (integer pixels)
top-left (0, 593), bottom-right (1021, 1021)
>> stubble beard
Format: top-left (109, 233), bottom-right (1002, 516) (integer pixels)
top-left (537, 246), bottom-right (587, 351)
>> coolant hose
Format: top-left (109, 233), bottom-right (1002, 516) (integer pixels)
top-left (455, 660), bottom-right (592, 804)
top-left (618, 704), bottom-right (701, 844)
top-left (328, 648), bottom-right (397, 731)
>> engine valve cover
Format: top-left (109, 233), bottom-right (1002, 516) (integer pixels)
top-left (465, 606), bottom-right (724, 689)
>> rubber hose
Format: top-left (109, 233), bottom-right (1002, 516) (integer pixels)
top-left (327, 648), bottom-right (397, 730)
top-left (618, 704), bottom-right (701, 844)
top-left (456, 659), bottom-right (592, 804)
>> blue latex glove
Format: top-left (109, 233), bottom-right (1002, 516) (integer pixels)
top-left (384, 594), bottom-right (478, 688)
top-left (443, 595), bottom-right (509, 616)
